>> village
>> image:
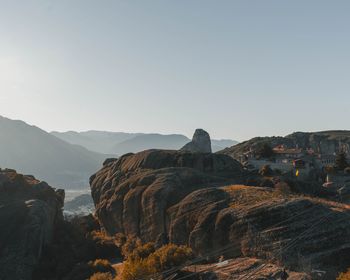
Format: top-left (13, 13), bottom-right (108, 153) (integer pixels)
top-left (239, 143), bottom-right (350, 190)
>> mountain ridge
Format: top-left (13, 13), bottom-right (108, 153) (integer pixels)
top-left (51, 130), bottom-right (238, 155)
top-left (0, 116), bottom-right (109, 188)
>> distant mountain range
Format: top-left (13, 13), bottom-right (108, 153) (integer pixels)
top-left (51, 131), bottom-right (239, 154)
top-left (0, 116), bottom-right (238, 190)
top-left (0, 116), bottom-right (108, 189)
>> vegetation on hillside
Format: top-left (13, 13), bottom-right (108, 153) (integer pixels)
top-left (338, 269), bottom-right (350, 280)
top-left (119, 238), bottom-right (193, 280)
top-left (33, 216), bottom-right (121, 280)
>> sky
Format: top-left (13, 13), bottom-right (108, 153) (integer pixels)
top-left (0, 0), bottom-right (350, 141)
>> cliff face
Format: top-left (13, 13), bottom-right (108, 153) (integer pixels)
top-left (0, 169), bottom-right (64, 280)
top-left (90, 149), bottom-right (350, 278)
top-left (181, 129), bottom-right (212, 153)
top-left (90, 150), bottom-right (243, 239)
top-left (220, 130), bottom-right (350, 159)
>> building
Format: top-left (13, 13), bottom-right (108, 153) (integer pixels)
top-left (273, 145), bottom-right (305, 163)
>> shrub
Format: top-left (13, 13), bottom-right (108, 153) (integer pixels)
top-left (338, 269), bottom-right (350, 280)
top-left (89, 272), bottom-right (114, 280)
top-left (325, 166), bottom-right (335, 174)
top-left (147, 244), bottom-right (193, 272)
top-left (259, 178), bottom-right (274, 188)
top-left (256, 143), bottom-right (274, 159)
top-left (33, 216), bottom-right (121, 279)
top-left (121, 243), bottom-right (193, 280)
top-left (259, 165), bottom-right (273, 177)
top-left (335, 152), bottom-right (349, 171)
top-left (89, 231), bottom-right (122, 259)
top-left (121, 259), bottom-right (154, 280)
top-left (88, 259), bottom-right (114, 274)
top-left (128, 242), bottom-right (155, 261)
top-left (275, 182), bottom-right (292, 195)
top-left (121, 237), bottom-right (142, 258)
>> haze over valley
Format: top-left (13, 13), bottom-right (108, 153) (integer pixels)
top-left (0, 115), bottom-right (237, 189)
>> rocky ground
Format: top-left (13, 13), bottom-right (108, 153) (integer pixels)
top-left (180, 257), bottom-right (311, 280)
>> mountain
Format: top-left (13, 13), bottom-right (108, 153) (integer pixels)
top-left (51, 130), bottom-right (238, 155)
top-left (50, 130), bottom-right (140, 154)
top-left (220, 130), bottom-right (350, 160)
top-left (112, 133), bottom-right (189, 154)
top-left (0, 116), bottom-right (108, 188)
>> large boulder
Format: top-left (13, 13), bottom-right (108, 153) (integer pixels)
top-left (181, 129), bottom-right (212, 153)
top-left (90, 149), bottom-right (243, 239)
top-left (0, 169), bottom-right (64, 280)
top-left (90, 150), bottom-right (350, 278)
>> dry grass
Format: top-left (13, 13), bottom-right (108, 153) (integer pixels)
top-left (223, 185), bottom-right (294, 209)
top-left (338, 269), bottom-right (350, 280)
top-left (223, 185), bottom-right (350, 213)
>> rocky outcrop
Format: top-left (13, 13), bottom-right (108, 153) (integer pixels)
top-left (90, 150), bottom-right (350, 278)
top-left (181, 129), bottom-right (212, 153)
top-left (180, 258), bottom-right (311, 280)
top-left (168, 185), bottom-right (350, 278)
top-left (0, 169), bottom-right (64, 280)
top-left (90, 149), bottom-right (243, 239)
top-left (220, 130), bottom-right (350, 160)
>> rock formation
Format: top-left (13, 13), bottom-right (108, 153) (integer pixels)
top-left (90, 149), bottom-right (350, 278)
top-left (181, 129), bottom-right (212, 153)
top-left (90, 149), bottom-right (243, 238)
top-left (180, 257), bottom-right (311, 280)
top-left (0, 169), bottom-right (64, 280)
top-left (220, 130), bottom-right (350, 160)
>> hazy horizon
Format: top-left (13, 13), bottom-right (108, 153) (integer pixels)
top-left (1, 1), bottom-right (350, 141)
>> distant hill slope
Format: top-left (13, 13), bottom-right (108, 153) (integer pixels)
top-left (52, 131), bottom-right (238, 155)
top-left (0, 116), bottom-right (108, 188)
top-left (112, 133), bottom-right (189, 154)
top-left (220, 130), bottom-right (350, 159)
top-left (51, 130), bottom-right (139, 154)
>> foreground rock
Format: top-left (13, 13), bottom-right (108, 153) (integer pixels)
top-left (90, 149), bottom-right (243, 239)
top-left (179, 257), bottom-right (310, 280)
top-left (91, 149), bottom-right (350, 278)
top-left (181, 128), bottom-right (212, 153)
top-left (0, 169), bottom-right (64, 280)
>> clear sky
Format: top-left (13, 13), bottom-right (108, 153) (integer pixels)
top-left (1, 0), bottom-right (350, 141)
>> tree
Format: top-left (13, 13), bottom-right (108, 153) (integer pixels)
top-left (259, 165), bottom-right (273, 177)
top-left (256, 143), bottom-right (274, 159)
top-left (335, 152), bottom-right (348, 171)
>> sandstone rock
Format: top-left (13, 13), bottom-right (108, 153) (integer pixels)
top-left (220, 130), bottom-right (350, 160)
top-left (90, 150), bottom-right (350, 278)
top-left (90, 149), bottom-right (243, 238)
top-left (180, 257), bottom-right (311, 280)
top-left (181, 129), bottom-right (212, 153)
top-left (0, 169), bottom-right (64, 280)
